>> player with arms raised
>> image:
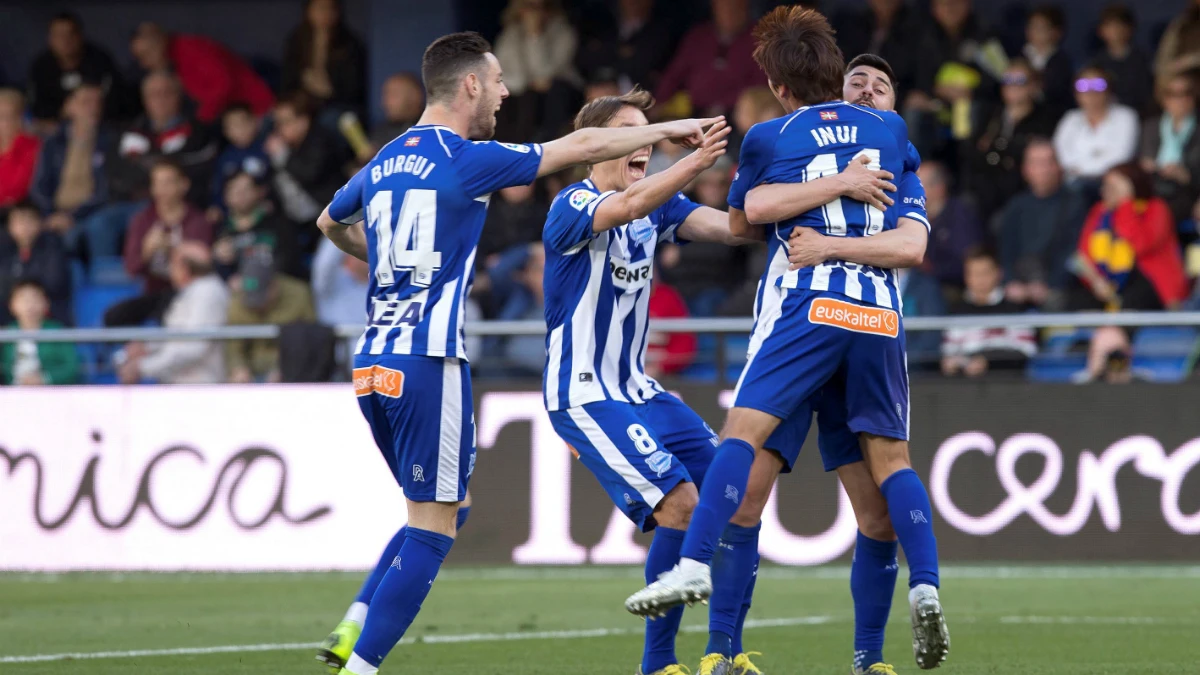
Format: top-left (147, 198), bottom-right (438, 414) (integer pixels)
top-left (626, 8), bottom-right (950, 673)
top-left (542, 88), bottom-right (766, 675)
top-left (313, 31), bottom-right (717, 675)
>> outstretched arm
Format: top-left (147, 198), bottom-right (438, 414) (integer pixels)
top-left (536, 117), bottom-right (721, 178)
top-left (743, 155), bottom-right (897, 224)
top-left (787, 217), bottom-right (927, 270)
top-left (591, 122), bottom-right (732, 233)
top-left (676, 205), bottom-right (764, 244)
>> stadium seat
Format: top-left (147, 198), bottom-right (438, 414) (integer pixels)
top-left (73, 284), bottom-right (141, 328)
top-left (1131, 327), bottom-right (1200, 382)
top-left (89, 256), bottom-right (134, 285)
top-left (1027, 352), bottom-right (1088, 382)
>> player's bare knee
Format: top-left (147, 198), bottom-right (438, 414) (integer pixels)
top-left (862, 433), bottom-right (912, 485)
top-left (655, 481), bottom-right (698, 530)
top-left (859, 510), bottom-right (895, 541)
top-left (719, 407), bottom-right (779, 450)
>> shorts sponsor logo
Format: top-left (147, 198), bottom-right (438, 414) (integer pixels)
top-left (808, 297), bottom-right (899, 338)
top-left (353, 365), bottom-right (405, 398)
top-left (645, 451), bottom-right (672, 477)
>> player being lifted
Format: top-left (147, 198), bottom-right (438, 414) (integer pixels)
top-left (312, 31), bottom-right (717, 675)
top-left (626, 8), bottom-right (950, 673)
top-left (541, 88), bottom-right (764, 675)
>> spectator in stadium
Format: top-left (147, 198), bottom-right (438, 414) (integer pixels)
top-left (575, 0), bottom-right (675, 95)
top-left (1092, 3), bottom-right (1153, 116)
top-left (645, 276), bottom-right (695, 377)
top-left (999, 139), bottom-right (1088, 307)
top-left (1154, 0), bottom-right (1200, 94)
top-left (0, 204), bottom-right (71, 326)
top-left (478, 183), bottom-right (548, 263)
top-left (1069, 162), bottom-right (1188, 313)
top-left (831, 0), bottom-right (920, 96)
top-left (106, 71), bottom-right (217, 214)
top-left (129, 22), bottom-right (274, 124)
top-left (311, 236), bottom-right (368, 329)
top-left (1052, 67), bottom-right (1139, 186)
top-left (905, 0), bottom-right (1007, 155)
top-left (919, 160), bottom-right (984, 297)
top-left (225, 253), bottom-right (315, 383)
top-left (655, 0), bottom-right (766, 118)
top-left (212, 171), bottom-right (298, 281)
top-left (941, 246), bottom-right (1037, 378)
top-left (369, 73), bottom-right (423, 150)
top-left (731, 86), bottom-right (782, 156)
top-left (0, 90), bottom-right (40, 209)
top-left (583, 78), bottom-right (621, 103)
top-left (116, 242), bottom-right (229, 385)
top-left (30, 83), bottom-right (118, 256)
top-left (1021, 5), bottom-right (1074, 116)
top-left (282, 0), bottom-right (367, 121)
top-left (964, 58), bottom-right (1058, 216)
top-left (208, 104), bottom-right (269, 221)
top-left (659, 157), bottom-right (741, 316)
top-left (26, 12), bottom-right (129, 128)
top-left (106, 159), bottom-right (214, 326)
top-left (493, 0), bottom-right (581, 141)
top-left (898, 267), bottom-right (946, 370)
top-left (1140, 74), bottom-right (1200, 224)
top-left (1, 280), bottom-right (79, 386)
top-left (266, 92), bottom-right (349, 244)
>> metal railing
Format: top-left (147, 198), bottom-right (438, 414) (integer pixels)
top-left (2, 311), bottom-right (1199, 344)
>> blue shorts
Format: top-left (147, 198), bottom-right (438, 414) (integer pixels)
top-left (354, 354), bottom-right (475, 503)
top-left (736, 289), bottom-right (910, 444)
top-left (763, 380), bottom-right (863, 473)
top-left (549, 392), bottom-right (718, 532)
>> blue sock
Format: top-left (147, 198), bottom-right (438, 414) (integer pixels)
top-left (851, 531), bottom-right (899, 670)
top-left (352, 528), bottom-right (454, 667)
top-left (880, 469), bottom-right (940, 589)
top-left (355, 507), bottom-right (470, 606)
top-left (680, 439), bottom-right (755, 564)
top-left (731, 553), bottom-right (759, 655)
top-left (707, 523), bottom-right (760, 657)
top-left (642, 527), bottom-right (686, 673)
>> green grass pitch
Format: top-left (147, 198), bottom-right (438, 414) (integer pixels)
top-left (2, 566), bottom-right (1197, 674)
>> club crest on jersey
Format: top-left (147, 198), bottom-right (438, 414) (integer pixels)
top-left (820, 110), bottom-right (839, 121)
top-left (569, 189), bottom-right (598, 211)
top-left (629, 217), bottom-right (655, 244)
top-left (404, 136), bottom-right (420, 147)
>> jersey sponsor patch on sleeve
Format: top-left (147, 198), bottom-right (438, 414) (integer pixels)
top-left (569, 189), bottom-right (599, 211)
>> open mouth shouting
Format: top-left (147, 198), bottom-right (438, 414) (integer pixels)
top-left (627, 152), bottom-right (651, 180)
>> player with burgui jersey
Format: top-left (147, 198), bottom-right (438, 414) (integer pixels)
top-left (541, 87), bottom-right (765, 675)
top-left (312, 31), bottom-right (720, 675)
top-left (625, 8), bottom-right (949, 674)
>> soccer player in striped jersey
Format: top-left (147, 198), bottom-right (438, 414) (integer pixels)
top-left (725, 54), bottom-right (946, 675)
top-left (626, 8), bottom-right (949, 673)
top-left (541, 88), bottom-right (766, 675)
top-left (312, 32), bottom-right (718, 675)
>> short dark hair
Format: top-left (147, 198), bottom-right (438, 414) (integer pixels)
top-left (752, 6), bottom-right (844, 106)
top-left (223, 168), bottom-right (267, 190)
top-left (50, 11), bottom-right (82, 30)
top-left (9, 278), bottom-right (48, 302)
top-left (222, 102), bottom-right (254, 119)
top-left (1108, 161), bottom-right (1155, 201)
top-left (1028, 5), bottom-right (1066, 32)
top-left (964, 245), bottom-right (999, 267)
top-left (845, 54), bottom-right (896, 90)
top-left (276, 91), bottom-right (317, 119)
top-left (150, 156), bottom-right (187, 180)
top-left (421, 32), bottom-right (493, 103)
top-left (574, 86), bottom-right (655, 130)
top-left (6, 201), bottom-right (40, 221)
top-left (1099, 3), bottom-right (1135, 28)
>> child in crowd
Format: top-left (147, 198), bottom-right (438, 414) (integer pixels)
top-left (208, 103), bottom-right (269, 222)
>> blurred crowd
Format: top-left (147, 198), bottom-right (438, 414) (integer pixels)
top-left (3, 0), bottom-right (1200, 386)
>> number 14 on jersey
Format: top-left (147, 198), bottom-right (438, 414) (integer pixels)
top-left (368, 189), bottom-right (442, 287)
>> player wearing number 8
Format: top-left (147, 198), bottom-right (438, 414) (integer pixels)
top-left (313, 31), bottom-right (721, 675)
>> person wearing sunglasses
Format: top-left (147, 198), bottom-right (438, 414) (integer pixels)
top-left (965, 58), bottom-right (1058, 217)
top-left (1139, 74), bottom-right (1200, 224)
top-left (1052, 67), bottom-right (1139, 197)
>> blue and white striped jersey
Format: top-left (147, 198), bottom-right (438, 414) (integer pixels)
top-left (728, 101), bottom-right (925, 310)
top-left (541, 179), bottom-right (701, 411)
top-left (327, 125), bottom-right (542, 360)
